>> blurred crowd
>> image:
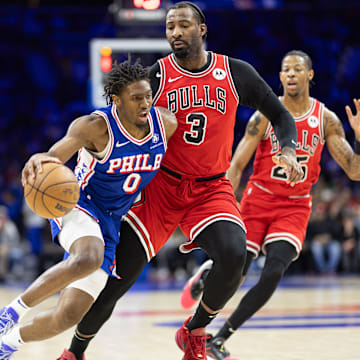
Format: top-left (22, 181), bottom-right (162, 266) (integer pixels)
top-left (1, 2), bottom-right (360, 283)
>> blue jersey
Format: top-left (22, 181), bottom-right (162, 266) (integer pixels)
top-left (50, 104), bottom-right (167, 276)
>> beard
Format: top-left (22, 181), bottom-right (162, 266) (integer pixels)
top-left (173, 47), bottom-right (190, 58)
top-left (171, 40), bottom-right (191, 58)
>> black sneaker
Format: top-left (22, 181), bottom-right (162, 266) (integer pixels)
top-left (180, 260), bottom-right (213, 309)
top-left (206, 335), bottom-right (231, 360)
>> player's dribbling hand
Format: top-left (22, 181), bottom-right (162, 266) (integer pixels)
top-left (22, 153), bottom-right (62, 187)
top-left (272, 148), bottom-right (304, 187)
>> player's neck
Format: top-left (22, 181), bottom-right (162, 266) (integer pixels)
top-left (282, 93), bottom-right (312, 118)
top-left (174, 49), bottom-right (208, 71)
top-left (119, 117), bottom-right (150, 140)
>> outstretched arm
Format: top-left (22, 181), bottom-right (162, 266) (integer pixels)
top-left (228, 58), bottom-right (303, 185)
top-left (227, 112), bottom-right (268, 190)
top-left (325, 99), bottom-right (360, 180)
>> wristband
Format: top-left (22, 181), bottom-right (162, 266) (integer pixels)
top-left (355, 140), bottom-right (360, 155)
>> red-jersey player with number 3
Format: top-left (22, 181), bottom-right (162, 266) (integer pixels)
top-left (181, 50), bottom-right (360, 360)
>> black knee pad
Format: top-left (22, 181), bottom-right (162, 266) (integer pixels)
top-left (196, 221), bottom-right (246, 275)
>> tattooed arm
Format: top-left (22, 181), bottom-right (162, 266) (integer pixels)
top-left (324, 99), bottom-right (360, 180)
top-left (227, 111), bottom-right (269, 190)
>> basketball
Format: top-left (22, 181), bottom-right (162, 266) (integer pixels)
top-left (24, 162), bottom-right (80, 219)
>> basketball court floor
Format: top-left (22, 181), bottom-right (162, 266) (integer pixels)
top-left (1, 275), bottom-right (359, 360)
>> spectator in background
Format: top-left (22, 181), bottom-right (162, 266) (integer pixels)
top-left (0, 206), bottom-right (21, 282)
top-left (339, 209), bottom-right (360, 273)
top-left (308, 203), bottom-right (342, 274)
top-left (22, 201), bottom-right (47, 257)
top-left (0, 189), bottom-right (23, 231)
top-left (22, 201), bottom-right (48, 277)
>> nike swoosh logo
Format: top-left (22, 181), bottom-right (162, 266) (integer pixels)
top-left (156, 72), bottom-right (161, 78)
top-left (168, 76), bottom-right (183, 83)
top-left (115, 141), bottom-right (130, 148)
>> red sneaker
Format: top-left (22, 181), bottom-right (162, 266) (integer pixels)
top-left (180, 260), bottom-right (213, 309)
top-left (175, 316), bottom-right (208, 360)
top-left (56, 349), bottom-right (85, 360)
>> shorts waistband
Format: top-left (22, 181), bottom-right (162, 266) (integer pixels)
top-left (160, 165), bottom-right (226, 182)
top-left (252, 181), bottom-right (310, 199)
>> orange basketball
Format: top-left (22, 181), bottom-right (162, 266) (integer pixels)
top-left (24, 162), bottom-right (80, 219)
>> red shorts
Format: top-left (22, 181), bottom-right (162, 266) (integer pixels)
top-left (123, 169), bottom-right (245, 261)
top-left (240, 182), bottom-right (312, 259)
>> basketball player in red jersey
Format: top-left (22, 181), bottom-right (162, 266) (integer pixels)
top-left (57, 3), bottom-right (303, 360)
top-left (180, 50), bottom-right (360, 360)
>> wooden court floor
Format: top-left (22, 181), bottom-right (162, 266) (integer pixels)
top-left (1, 275), bottom-right (359, 360)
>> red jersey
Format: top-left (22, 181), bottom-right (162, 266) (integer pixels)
top-left (250, 97), bottom-right (325, 197)
top-left (153, 52), bottom-right (239, 177)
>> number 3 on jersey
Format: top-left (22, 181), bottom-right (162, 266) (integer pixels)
top-left (271, 155), bottom-right (308, 182)
top-left (183, 113), bottom-right (207, 145)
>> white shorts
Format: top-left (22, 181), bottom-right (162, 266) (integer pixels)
top-left (58, 208), bottom-right (107, 300)
top-left (58, 208), bottom-right (104, 252)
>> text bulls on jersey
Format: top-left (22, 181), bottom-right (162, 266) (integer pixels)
top-left (166, 85), bottom-right (226, 114)
top-left (270, 129), bottom-right (320, 156)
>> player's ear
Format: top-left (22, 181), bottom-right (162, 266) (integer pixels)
top-left (112, 95), bottom-right (121, 107)
top-left (308, 69), bottom-right (314, 81)
top-left (199, 23), bottom-right (207, 38)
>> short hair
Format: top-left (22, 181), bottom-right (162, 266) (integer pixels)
top-left (103, 58), bottom-right (149, 105)
top-left (282, 50), bottom-right (313, 70)
top-left (166, 1), bottom-right (206, 24)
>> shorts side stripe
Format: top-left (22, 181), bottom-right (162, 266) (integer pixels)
top-left (263, 233), bottom-right (302, 259)
top-left (190, 213), bottom-right (246, 241)
top-left (53, 217), bottom-right (62, 230)
top-left (74, 205), bottom-right (99, 222)
top-left (123, 211), bottom-right (155, 262)
top-left (246, 240), bottom-right (261, 258)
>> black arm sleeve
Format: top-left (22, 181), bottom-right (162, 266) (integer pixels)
top-left (229, 57), bottom-right (297, 150)
top-left (149, 62), bottom-right (161, 97)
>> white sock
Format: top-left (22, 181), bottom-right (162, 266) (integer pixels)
top-left (9, 296), bottom-right (30, 320)
top-left (2, 326), bottom-right (25, 350)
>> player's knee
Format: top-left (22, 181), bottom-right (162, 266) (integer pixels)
top-left (55, 304), bottom-right (86, 331)
top-left (223, 231), bottom-right (246, 267)
top-left (68, 250), bottom-right (103, 276)
top-left (218, 242), bottom-right (246, 283)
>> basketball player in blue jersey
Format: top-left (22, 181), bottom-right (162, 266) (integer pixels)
top-left (0, 59), bottom-right (177, 359)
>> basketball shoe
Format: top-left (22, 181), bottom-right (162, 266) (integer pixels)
top-left (206, 335), bottom-right (231, 360)
top-left (0, 307), bottom-right (19, 337)
top-left (0, 342), bottom-right (17, 359)
top-left (57, 349), bottom-right (86, 360)
top-left (180, 260), bottom-right (213, 309)
top-left (175, 316), bottom-right (208, 360)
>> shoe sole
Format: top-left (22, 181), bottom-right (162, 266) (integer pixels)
top-left (180, 260), bottom-right (213, 309)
